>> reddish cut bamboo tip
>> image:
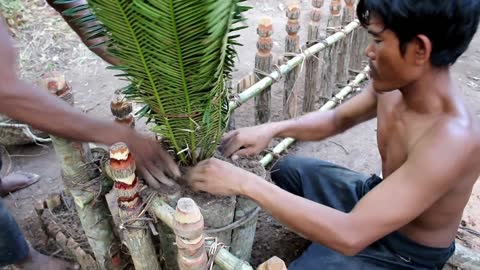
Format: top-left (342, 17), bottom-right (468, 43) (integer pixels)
top-left (109, 142), bottom-right (136, 185)
top-left (330, 0), bottom-right (342, 15)
top-left (312, 0), bottom-right (324, 8)
top-left (344, 0), bottom-right (355, 7)
top-left (257, 16), bottom-right (273, 37)
top-left (40, 71), bottom-right (70, 96)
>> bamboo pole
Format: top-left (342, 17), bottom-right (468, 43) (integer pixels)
top-left (149, 196), bottom-right (254, 270)
top-left (174, 198), bottom-right (208, 270)
top-left (229, 20), bottom-right (360, 112)
top-left (349, 0), bottom-right (368, 72)
top-left (254, 17), bottom-right (274, 125)
top-left (40, 72), bottom-right (117, 270)
top-left (283, 3), bottom-right (301, 119)
top-left (109, 143), bottom-right (161, 270)
top-left (303, 0), bottom-right (324, 113)
top-left (111, 90), bottom-right (135, 128)
top-left (319, 0), bottom-right (342, 99)
top-left (260, 66), bottom-right (370, 167)
top-left (335, 0), bottom-right (356, 86)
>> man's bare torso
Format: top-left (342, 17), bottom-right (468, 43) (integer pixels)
top-left (376, 90), bottom-right (480, 248)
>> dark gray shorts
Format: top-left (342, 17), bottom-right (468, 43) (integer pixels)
top-left (271, 156), bottom-right (455, 270)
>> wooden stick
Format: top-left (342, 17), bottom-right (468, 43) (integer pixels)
top-left (174, 198), bottom-right (208, 270)
top-left (109, 143), bottom-right (161, 270)
top-left (254, 16), bottom-right (274, 125)
top-left (303, 0), bottom-right (324, 113)
top-left (283, 3), bottom-right (301, 119)
top-left (335, 0), bottom-right (356, 86)
top-left (229, 196), bottom-right (258, 261)
top-left (41, 72), bottom-right (117, 270)
top-left (229, 20), bottom-right (360, 112)
top-left (260, 66), bottom-right (370, 167)
top-left (319, 0), bottom-right (343, 100)
top-left (149, 196), bottom-right (254, 270)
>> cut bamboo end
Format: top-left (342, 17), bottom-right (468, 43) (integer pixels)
top-left (257, 256), bottom-right (287, 270)
top-left (174, 197), bottom-right (208, 270)
top-left (344, 0), bottom-right (355, 7)
top-left (40, 72), bottom-right (73, 104)
top-left (330, 0), bottom-right (342, 16)
top-left (109, 142), bottom-right (130, 161)
top-left (312, 0), bottom-right (324, 8)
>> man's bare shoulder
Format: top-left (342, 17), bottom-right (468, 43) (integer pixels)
top-left (412, 112), bottom-right (480, 176)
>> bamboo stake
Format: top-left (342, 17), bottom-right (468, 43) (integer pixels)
top-left (260, 66), bottom-right (370, 167)
top-left (254, 17), bottom-right (274, 124)
top-left (335, 0), bottom-right (356, 86)
top-left (111, 90), bottom-right (135, 128)
top-left (303, 0), bottom-right (324, 113)
top-left (283, 3), bottom-right (301, 119)
top-left (229, 20), bottom-right (360, 112)
top-left (174, 198), bottom-right (208, 270)
top-left (149, 196), bottom-right (254, 270)
top-left (41, 72), bottom-right (117, 270)
top-left (349, 0), bottom-right (368, 71)
top-left (109, 143), bottom-right (161, 270)
top-left (319, 0), bottom-right (342, 99)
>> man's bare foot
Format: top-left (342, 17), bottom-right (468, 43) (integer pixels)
top-left (15, 247), bottom-right (78, 270)
top-left (0, 171), bottom-right (40, 197)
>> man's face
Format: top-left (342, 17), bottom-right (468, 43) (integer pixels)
top-left (365, 15), bottom-right (423, 92)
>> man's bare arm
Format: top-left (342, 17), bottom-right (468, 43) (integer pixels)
top-left (0, 23), bottom-right (179, 182)
top-left (221, 83), bottom-right (377, 157)
top-left (46, 0), bottom-right (119, 65)
top-left (238, 120), bottom-right (477, 255)
top-left (271, 83), bottom-right (378, 141)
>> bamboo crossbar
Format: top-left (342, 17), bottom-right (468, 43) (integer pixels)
top-left (259, 65), bottom-right (370, 167)
top-left (229, 19), bottom-right (361, 111)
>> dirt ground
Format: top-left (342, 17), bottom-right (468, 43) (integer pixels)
top-left (1, 0), bottom-right (480, 269)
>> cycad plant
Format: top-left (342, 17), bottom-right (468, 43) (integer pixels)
top-left (64, 0), bottom-right (249, 165)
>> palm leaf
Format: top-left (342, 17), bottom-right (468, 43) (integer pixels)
top-left (82, 0), bottom-right (249, 165)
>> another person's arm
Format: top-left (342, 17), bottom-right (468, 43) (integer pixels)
top-left (188, 121), bottom-right (476, 255)
top-left (222, 83), bottom-right (378, 157)
top-left (0, 23), bottom-right (178, 185)
top-left (46, 0), bottom-right (120, 65)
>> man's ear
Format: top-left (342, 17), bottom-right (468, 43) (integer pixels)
top-left (412, 34), bottom-right (432, 66)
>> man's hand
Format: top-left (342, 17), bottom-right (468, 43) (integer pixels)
top-left (220, 124), bottom-right (275, 158)
top-left (122, 130), bottom-right (180, 188)
top-left (186, 158), bottom-right (259, 196)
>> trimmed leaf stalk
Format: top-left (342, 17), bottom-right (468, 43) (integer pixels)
top-left (283, 3), bottom-right (301, 119)
top-left (149, 196), bottom-right (254, 270)
top-left (41, 72), bottom-right (117, 270)
top-left (109, 143), bottom-right (161, 270)
top-left (173, 198), bottom-right (208, 270)
top-left (254, 17), bottom-right (274, 125)
top-left (111, 90), bottom-right (135, 128)
top-left (303, 0), bottom-right (324, 113)
top-left (229, 20), bottom-right (360, 112)
top-left (260, 66), bottom-right (370, 167)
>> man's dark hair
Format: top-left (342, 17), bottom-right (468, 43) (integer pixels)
top-left (357, 0), bottom-right (480, 67)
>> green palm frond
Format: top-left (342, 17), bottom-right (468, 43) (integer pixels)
top-left (76, 0), bottom-right (249, 165)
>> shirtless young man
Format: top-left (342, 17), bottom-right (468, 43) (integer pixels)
top-left (187, 1), bottom-right (480, 269)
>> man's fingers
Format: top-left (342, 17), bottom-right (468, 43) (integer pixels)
top-left (221, 130), bottom-right (238, 145)
top-left (145, 160), bottom-right (177, 187)
top-left (223, 138), bottom-right (246, 158)
top-left (155, 146), bottom-right (181, 178)
top-left (137, 166), bottom-right (162, 190)
top-left (231, 147), bottom-right (256, 160)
